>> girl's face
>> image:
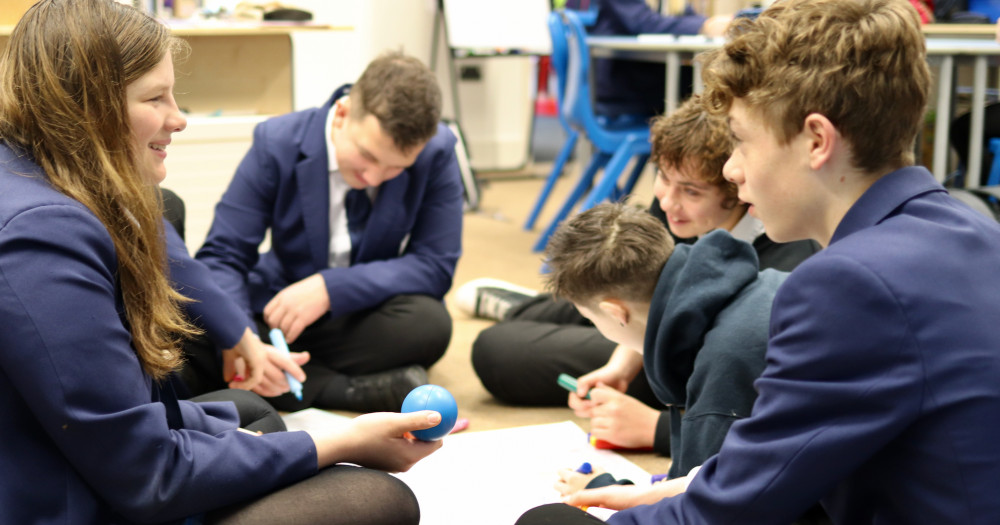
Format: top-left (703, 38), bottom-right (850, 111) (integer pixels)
top-left (126, 54), bottom-right (186, 184)
top-left (653, 164), bottom-right (744, 238)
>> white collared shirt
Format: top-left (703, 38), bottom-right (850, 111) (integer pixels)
top-left (325, 105), bottom-right (352, 268)
top-left (696, 211), bottom-right (765, 244)
top-left (727, 211), bottom-right (766, 244)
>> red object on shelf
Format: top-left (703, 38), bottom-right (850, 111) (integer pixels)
top-left (535, 94), bottom-right (558, 117)
top-left (535, 55), bottom-right (559, 117)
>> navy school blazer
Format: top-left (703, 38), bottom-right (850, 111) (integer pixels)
top-left (610, 166), bottom-right (1000, 524)
top-left (195, 85), bottom-right (465, 321)
top-left (0, 142), bottom-right (316, 524)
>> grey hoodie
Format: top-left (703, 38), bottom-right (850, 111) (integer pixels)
top-left (643, 229), bottom-right (787, 478)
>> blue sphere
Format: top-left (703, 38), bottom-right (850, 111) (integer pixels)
top-left (401, 384), bottom-right (458, 441)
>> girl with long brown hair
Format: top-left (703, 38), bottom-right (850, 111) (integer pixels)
top-left (0, 1), bottom-right (442, 523)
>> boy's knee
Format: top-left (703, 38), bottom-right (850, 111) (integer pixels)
top-left (471, 324), bottom-right (527, 380)
top-left (388, 295), bottom-right (452, 364)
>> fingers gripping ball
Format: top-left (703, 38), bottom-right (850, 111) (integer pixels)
top-left (401, 385), bottom-right (458, 441)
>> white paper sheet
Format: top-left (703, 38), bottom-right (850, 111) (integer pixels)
top-left (393, 421), bottom-right (650, 525)
top-left (281, 407), bottom-right (353, 434)
top-left (282, 411), bottom-right (651, 524)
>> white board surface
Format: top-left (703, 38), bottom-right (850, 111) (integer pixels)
top-left (442, 0), bottom-right (552, 54)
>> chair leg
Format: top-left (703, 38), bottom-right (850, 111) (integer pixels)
top-left (579, 141), bottom-right (647, 212)
top-left (532, 151), bottom-right (610, 252)
top-left (524, 130), bottom-right (580, 230)
top-left (610, 154), bottom-right (649, 201)
top-left (621, 154), bottom-right (650, 196)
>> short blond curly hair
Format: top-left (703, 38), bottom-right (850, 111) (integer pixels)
top-left (701, 0), bottom-right (930, 173)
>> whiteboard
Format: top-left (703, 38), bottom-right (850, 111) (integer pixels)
top-left (442, 0), bottom-right (552, 54)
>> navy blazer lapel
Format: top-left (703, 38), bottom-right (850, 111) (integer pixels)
top-left (294, 102), bottom-right (334, 271)
top-left (356, 172), bottom-right (409, 260)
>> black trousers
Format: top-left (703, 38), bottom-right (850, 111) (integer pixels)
top-left (471, 294), bottom-right (659, 408)
top-left (188, 388), bottom-right (287, 434)
top-left (515, 503), bottom-right (604, 525)
top-left (177, 294), bottom-right (451, 411)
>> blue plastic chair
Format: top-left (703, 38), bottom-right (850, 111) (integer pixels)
top-left (988, 138), bottom-right (1000, 187)
top-left (523, 11), bottom-right (582, 231)
top-left (531, 9), bottom-right (651, 252)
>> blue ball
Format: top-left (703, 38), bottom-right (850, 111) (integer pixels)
top-left (400, 384), bottom-right (458, 441)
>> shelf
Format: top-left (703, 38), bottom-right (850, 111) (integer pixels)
top-left (1, 22), bottom-right (352, 117)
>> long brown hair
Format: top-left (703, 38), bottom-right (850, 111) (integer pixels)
top-left (0, 0), bottom-right (198, 380)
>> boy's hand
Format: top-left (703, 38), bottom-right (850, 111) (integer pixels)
top-left (586, 388), bottom-right (659, 449)
top-left (554, 465), bottom-right (606, 497)
top-left (562, 475), bottom-right (691, 511)
top-left (574, 345), bottom-right (644, 399)
top-left (250, 345), bottom-right (310, 398)
top-left (576, 366), bottom-right (629, 398)
top-left (263, 274), bottom-right (330, 343)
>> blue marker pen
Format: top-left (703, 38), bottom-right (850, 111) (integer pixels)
top-left (268, 328), bottom-right (303, 401)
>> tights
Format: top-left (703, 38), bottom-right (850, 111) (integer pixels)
top-left (205, 466), bottom-right (420, 525)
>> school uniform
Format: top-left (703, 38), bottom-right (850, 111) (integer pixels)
top-left (611, 166), bottom-right (1000, 524)
top-left (0, 142), bottom-right (316, 524)
top-left (187, 86), bottom-right (464, 409)
top-left (166, 216), bottom-right (249, 350)
top-left (195, 85), bottom-right (464, 322)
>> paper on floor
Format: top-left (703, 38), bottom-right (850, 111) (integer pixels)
top-left (282, 410), bottom-right (649, 524)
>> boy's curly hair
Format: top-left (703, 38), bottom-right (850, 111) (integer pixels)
top-left (701, 0), bottom-right (930, 173)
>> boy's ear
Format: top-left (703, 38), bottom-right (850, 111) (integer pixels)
top-left (803, 112), bottom-right (837, 171)
top-left (598, 299), bottom-right (630, 326)
top-left (332, 96), bottom-right (351, 127)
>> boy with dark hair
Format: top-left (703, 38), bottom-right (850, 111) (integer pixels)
top-left (519, 0), bottom-right (1000, 523)
top-left (545, 202), bottom-right (785, 488)
top-left (186, 51), bottom-right (464, 413)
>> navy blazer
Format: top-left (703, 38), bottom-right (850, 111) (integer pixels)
top-left (0, 143), bottom-right (316, 524)
top-left (166, 218), bottom-right (250, 350)
top-left (196, 86), bottom-right (464, 320)
top-left (611, 167), bottom-right (1000, 524)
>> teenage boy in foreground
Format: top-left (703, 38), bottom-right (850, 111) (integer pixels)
top-left (517, 0), bottom-right (1000, 523)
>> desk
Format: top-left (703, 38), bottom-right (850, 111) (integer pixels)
top-left (587, 34), bottom-right (1000, 186)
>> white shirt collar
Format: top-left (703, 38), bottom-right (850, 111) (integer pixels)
top-left (727, 211), bottom-right (766, 244)
top-left (325, 101), bottom-right (340, 173)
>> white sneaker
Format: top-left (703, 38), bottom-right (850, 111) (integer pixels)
top-left (454, 278), bottom-right (538, 321)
